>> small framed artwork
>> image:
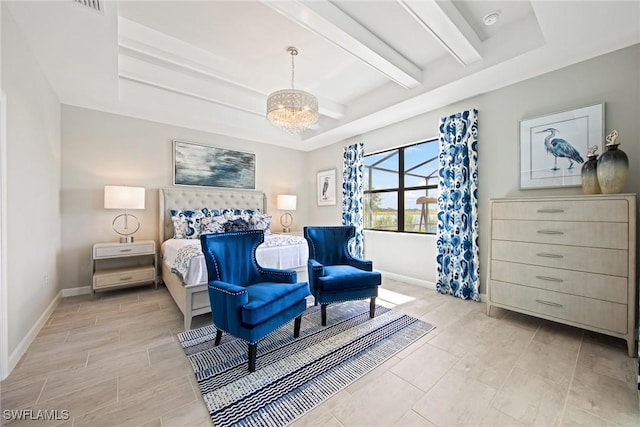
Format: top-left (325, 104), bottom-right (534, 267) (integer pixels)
top-left (317, 169), bottom-right (337, 206)
top-left (173, 140), bottom-right (255, 189)
top-left (520, 103), bottom-right (603, 189)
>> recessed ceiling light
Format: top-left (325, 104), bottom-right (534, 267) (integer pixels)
top-left (483, 10), bottom-right (501, 26)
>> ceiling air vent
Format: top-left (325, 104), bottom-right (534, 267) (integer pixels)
top-left (73, 0), bottom-right (102, 13)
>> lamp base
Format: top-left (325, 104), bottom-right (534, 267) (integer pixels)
top-left (282, 227), bottom-right (291, 233)
top-left (120, 236), bottom-right (134, 243)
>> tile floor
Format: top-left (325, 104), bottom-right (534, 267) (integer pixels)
top-left (1, 277), bottom-right (639, 426)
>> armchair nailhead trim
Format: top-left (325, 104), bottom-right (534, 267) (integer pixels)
top-left (208, 284), bottom-right (247, 296)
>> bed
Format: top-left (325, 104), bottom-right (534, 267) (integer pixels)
top-left (159, 187), bottom-right (309, 330)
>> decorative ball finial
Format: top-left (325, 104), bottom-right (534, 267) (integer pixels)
top-left (586, 145), bottom-right (599, 157)
top-left (605, 129), bottom-right (619, 146)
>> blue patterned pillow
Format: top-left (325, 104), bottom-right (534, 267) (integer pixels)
top-left (248, 214), bottom-right (272, 235)
top-left (201, 215), bottom-right (228, 235)
top-left (170, 209), bottom-right (209, 239)
top-left (222, 217), bottom-right (250, 232)
top-left (220, 208), bottom-right (261, 219)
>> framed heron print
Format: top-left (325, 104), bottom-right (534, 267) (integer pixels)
top-left (173, 140), bottom-right (255, 189)
top-left (317, 169), bottom-right (337, 206)
top-left (519, 103), bottom-right (603, 189)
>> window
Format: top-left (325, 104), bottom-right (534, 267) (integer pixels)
top-left (364, 139), bottom-right (438, 233)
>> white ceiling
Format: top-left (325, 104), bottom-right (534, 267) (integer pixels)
top-left (5, 0), bottom-right (640, 152)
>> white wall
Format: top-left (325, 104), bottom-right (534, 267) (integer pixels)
top-left (1, 5), bottom-right (61, 359)
top-left (307, 44), bottom-right (640, 293)
top-left (60, 106), bottom-right (309, 290)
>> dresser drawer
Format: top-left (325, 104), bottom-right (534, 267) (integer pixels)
top-left (490, 281), bottom-right (627, 333)
top-left (93, 266), bottom-right (156, 289)
top-left (492, 220), bottom-right (628, 249)
top-left (94, 242), bottom-right (155, 258)
top-left (491, 240), bottom-right (628, 276)
top-left (492, 200), bottom-right (629, 222)
top-left (490, 260), bottom-right (627, 304)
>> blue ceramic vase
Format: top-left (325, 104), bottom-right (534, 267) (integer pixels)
top-left (597, 143), bottom-right (628, 194)
top-left (581, 154), bottom-right (600, 194)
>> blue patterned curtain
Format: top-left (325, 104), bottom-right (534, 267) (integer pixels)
top-left (342, 142), bottom-right (365, 258)
top-left (437, 109), bottom-right (480, 301)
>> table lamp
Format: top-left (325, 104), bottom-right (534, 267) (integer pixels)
top-left (104, 185), bottom-right (145, 243)
top-left (276, 194), bottom-right (296, 233)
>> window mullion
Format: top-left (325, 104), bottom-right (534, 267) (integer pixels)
top-left (398, 148), bottom-right (404, 232)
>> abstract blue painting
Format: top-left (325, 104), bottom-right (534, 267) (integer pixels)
top-left (173, 140), bottom-right (255, 189)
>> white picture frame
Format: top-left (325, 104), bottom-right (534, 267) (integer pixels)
top-left (317, 169), bottom-right (337, 206)
top-left (519, 103), bottom-right (604, 189)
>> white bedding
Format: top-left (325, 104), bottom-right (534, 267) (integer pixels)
top-left (162, 234), bottom-right (309, 285)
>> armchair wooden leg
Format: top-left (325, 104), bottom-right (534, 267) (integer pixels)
top-left (314, 297), bottom-right (318, 306)
top-left (294, 315), bottom-right (302, 338)
top-left (248, 343), bottom-right (257, 372)
top-left (321, 304), bottom-right (327, 326)
top-left (370, 297), bottom-right (376, 319)
top-left (215, 329), bottom-right (223, 346)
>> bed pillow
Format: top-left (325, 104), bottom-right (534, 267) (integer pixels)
top-left (248, 214), bottom-right (272, 235)
top-left (170, 209), bottom-right (209, 239)
top-left (200, 215), bottom-right (228, 235)
top-left (222, 216), bottom-right (251, 232)
top-left (220, 208), bottom-right (261, 219)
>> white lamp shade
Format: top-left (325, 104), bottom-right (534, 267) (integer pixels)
top-left (104, 186), bottom-right (145, 210)
top-left (277, 194), bottom-right (297, 211)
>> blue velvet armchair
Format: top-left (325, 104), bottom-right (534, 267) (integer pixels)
top-left (304, 226), bottom-right (381, 326)
top-left (200, 230), bottom-right (310, 372)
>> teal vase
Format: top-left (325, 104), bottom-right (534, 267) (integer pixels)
top-left (597, 143), bottom-right (628, 194)
top-left (581, 154), bottom-right (600, 194)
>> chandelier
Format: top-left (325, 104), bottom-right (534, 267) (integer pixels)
top-left (266, 47), bottom-right (319, 135)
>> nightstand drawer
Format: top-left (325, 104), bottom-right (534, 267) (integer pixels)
top-left (93, 266), bottom-right (156, 289)
top-left (94, 242), bottom-right (155, 258)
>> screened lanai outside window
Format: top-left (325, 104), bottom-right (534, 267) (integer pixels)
top-left (364, 139), bottom-right (438, 233)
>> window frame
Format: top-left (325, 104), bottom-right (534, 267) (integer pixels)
top-left (364, 139), bottom-right (438, 234)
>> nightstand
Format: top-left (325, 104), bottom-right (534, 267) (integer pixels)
top-left (92, 240), bottom-right (157, 293)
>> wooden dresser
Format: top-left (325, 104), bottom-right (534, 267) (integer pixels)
top-left (487, 194), bottom-right (637, 356)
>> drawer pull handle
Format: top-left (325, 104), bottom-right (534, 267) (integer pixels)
top-left (536, 253), bottom-right (564, 259)
top-left (120, 276), bottom-right (133, 281)
top-left (536, 299), bottom-right (564, 308)
top-left (535, 275), bottom-right (564, 283)
top-left (119, 249), bottom-right (133, 253)
top-left (537, 209), bottom-right (565, 213)
top-left (537, 230), bottom-right (564, 235)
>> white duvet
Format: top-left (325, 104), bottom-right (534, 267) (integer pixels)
top-left (162, 234), bottom-right (309, 285)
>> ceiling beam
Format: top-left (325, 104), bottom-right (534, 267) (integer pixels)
top-left (118, 17), bottom-right (345, 120)
top-left (263, 0), bottom-right (422, 89)
top-left (398, 0), bottom-right (482, 65)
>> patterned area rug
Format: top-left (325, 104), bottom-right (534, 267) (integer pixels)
top-left (178, 300), bottom-right (435, 427)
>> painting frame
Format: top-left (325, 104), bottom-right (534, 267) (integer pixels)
top-left (317, 169), bottom-right (337, 206)
top-left (173, 139), bottom-right (256, 189)
top-left (519, 103), bottom-right (603, 189)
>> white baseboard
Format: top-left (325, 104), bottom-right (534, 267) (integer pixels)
top-left (378, 270), bottom-right (436, 290)
top-left (61, 286), bottom-right (91, 297)
top-left (8, 290), bottom-right (62, 375)
top-left (379, 270), bottom-right (488, 303)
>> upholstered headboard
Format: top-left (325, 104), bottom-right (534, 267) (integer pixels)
top-left (159, 187), bottom-right (267, 243)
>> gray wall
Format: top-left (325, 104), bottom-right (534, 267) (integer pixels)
top-left (2, 5), bottom-right (61, 357)
top-left (60, 107), bottom-right (309, 290)
top-left (307, 44), bottom-right (640, 293)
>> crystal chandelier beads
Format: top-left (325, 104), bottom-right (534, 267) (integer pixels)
top-left (266, 47), bottom-right (319, 135)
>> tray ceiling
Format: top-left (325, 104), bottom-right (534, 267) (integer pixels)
top-left (5, 0), bottom-right (640, 151)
